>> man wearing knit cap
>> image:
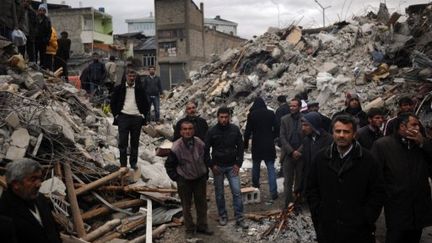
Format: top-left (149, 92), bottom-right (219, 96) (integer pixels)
top-left (356, 108), bottom-right (384, 150)
top-left (301, 111), bottom-right (333, 239)
top-left (307, 101), bottom-right (331, 132)
top-left (35, 3), bottom-right (51, 69)
top-left (333, 92), bottom-right (368, 128)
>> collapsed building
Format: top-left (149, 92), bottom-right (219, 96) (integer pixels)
top-left (0, 2), bottom-right (432, 243)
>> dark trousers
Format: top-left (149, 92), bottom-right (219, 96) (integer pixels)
top-left (0, 26), bottom-right (12, 41)
top-left (177, 176), bottom-right (208, 232)
top-left (118, 114), bottom-right (143, 168)
top-left (35, 41), bottom-right (47, 68)
top-left (283, 155), bottom-right (304, 208)
top-left (385, 229), bottom-right (422, 243)
top-left (55, 56), bottom-right (69, 80)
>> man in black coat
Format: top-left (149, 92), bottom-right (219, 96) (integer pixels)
top-left (173, 100), bottom-right (208, 142)
top-left (35, 4), bottom-right (51, 69)
top-left (55, 31), bottom-right (71, 80)
top-left (110, 69), bottom-right (150, 170)
top-left (356, 108), bottom-right (384, 150)
top-left (142, 66), bottom-right (163, 122)
top-left (0, 158), bottom-right (61, 243)
top-left (333, 93), bottom-right (368, 128)
top-left (275, 95), bottom-right (290, 177)
top-left (306, 115), bottom-right (385, 243)
top-left (244, 97), bottom-right (278, 200)
top-left (372, 112), bottom-right (432, 243)
top-left (307, 101), bottom-right (331, 132)
top-left (383, 97), bottom-right (415, 136)
top-left (205, 107), bottom-right (247, 229)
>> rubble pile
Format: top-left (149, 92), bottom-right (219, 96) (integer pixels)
top-left (0, 37), bottom-right (180, 242)
top-left (160, 3), bottom-right (432, 132)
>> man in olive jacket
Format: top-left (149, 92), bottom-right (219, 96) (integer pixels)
top-left (372, 112), bottom-right (432, 243)
top-left (306, 115), bottom-right (385, 243)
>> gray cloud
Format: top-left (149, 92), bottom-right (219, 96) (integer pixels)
top-left (49, 0), bottom-right (426, 38)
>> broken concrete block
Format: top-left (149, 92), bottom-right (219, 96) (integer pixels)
top-left (39, 177), bottom-right (66, 196)
top-left (5, 146), bottom-right (26, 160)
top-left (142, 125), bottom-right (159, 138)
top-left (25, 71), bottom-right (44, 89)
top-left (11, 128), bottom-right (30, 148)
top-left (5, 111), bottom-right (20, 128)
top-left (317, 62), bottom-right (339, 75)
top-left (286, 26), bottom-right (302, 45)
top-left (39, 110), bottom-right (75, 143)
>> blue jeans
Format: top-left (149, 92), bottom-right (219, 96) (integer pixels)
top-left (148, 95), bottom-right (160, 121)
top-left (213, 165), bottom-right (244, 221)
top-left (252, 159), bottom-right (277, 198)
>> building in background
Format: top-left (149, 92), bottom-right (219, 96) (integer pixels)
top-left (50, 7), bottom-right (114, 55)
top-left (154, 0), bottom-right (245, 89)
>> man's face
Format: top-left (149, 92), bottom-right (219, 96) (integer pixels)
top-left (180, 123), bottom-right (194, 139)
top-left (126, 73), bottom-right (136, 86)
top-left (399, 116), bottom-right (421, 138)
top-left (308, 105), bottom-right (319, 112)
top-left (37, 8), bottom-right (46, 16)
top-left (349, 99), bottom-right (360, 109)
top-left (369, 115), bottom-right (384, 128)
top-left (333, 121), bottom-right (356, 148)
top-left (11, 170), bottom-right (42, 200)
top-left (149, 67), bottom-right (155, 76)
top-left (217, 112), bottom-right (230, 126)
top-left (289, 100), bottom-right (300, 114)
top-left (302, 121), bottom-right (313, 136)
top-left (22, 0), bottom-right (30, 8)
top-left (400, 103), bottom-right (414, 113)
top-left (185, 103), bottom-right (197, 116)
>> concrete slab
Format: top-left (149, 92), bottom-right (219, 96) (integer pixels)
top-left (10, 128), bottom-right (30, 148)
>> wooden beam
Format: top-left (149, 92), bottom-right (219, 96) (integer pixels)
top-left (93, 217), bottom-right (146, 243)
top-left (81, 199), bottom-right (146, 221)
top-left (75, 167), bottom-right (128, 196)
top-left (98, 185), bottom-right (177, 194)
top-left (83, 219), bottom-right (121, 242)
top-left (63, 161), bottom-right (86, 238)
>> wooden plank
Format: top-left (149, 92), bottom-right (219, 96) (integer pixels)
top-left (75, 167), bottom-right (128, 196)
top-left (63, 161), bottom-right (86, 238)
top-left (83, 219), bottom-right (121, 242)
top-left (81, 199), bottom-right (146, 221)
top-left (146, 198), bottom-right (152, 243)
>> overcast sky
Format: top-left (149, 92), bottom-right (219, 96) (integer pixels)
top-left (47, 0), bottom-right (427, 39)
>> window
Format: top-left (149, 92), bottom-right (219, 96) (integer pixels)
top-left (143, 53), bottom-right (156, 67)
top-left (157, 29), bottom-right (184, 39)
top-left (158, 42), bottom-right (177, 57)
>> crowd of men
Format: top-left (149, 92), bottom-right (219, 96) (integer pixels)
top-left (0, 1), bottom-right (71, 80)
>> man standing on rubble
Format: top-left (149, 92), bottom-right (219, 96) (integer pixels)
top-left (173, 100), bottom-right (208, 141)
top-left (384, 97), bottom-right (415, 136)
top-left (280, 98), bottom-right (304, 209)
top-left (275, 95), bottom-right (290, 177)
top-left (244, 97), bottom-right (278, 201)
top-left (17, 0), bottom-right (38, 61)
top-left (110, 69), bottom-right (149, 170)
top-left (0, 158), bottom-right (61, 243)
top-left (35, 3), bottom-right (51, 69)
top-left (105, 55), bottom-right (117, 93)
top-left (55, 31), bottom-right (71, 81)
top-left (83, 52), bottom-right (107, 95)
top-left (205, 107), bottom-right (248, 229)
top-left (372, 113), bottom-right (432, 243)
top-left (356, 108), bottom-right (384, 150)
top-left (143, 66), bottom-right (162, 123)
top-left (165, 120), bottom-right (213, 239)
top-left (306, 115), bottom-right (385, 243)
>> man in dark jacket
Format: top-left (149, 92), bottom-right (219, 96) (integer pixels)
top-left (356, 108), bottom-right (384, 150)
top-left (306, 115), bottom-right (385, 243)
top-left (0, 0), bottom-right (18, 40)
top-left (275, 95), bottom-right (290, 177)
top-left (165, 120), bottom-right (212, 238)
top-left (110, 69), bottom-right (149, 170)
top-left (280, 98), bottom-right (304, 208)
top-left (333, 93), bottom-right (368, 128)
top-left (300, 112), bottom-right (333, 196)
top-left (55, 31), bottom-right (71, 80)
top-left (205, 107), bottom-right (247, 229)
top-left (17, 0), bottom-right (38, 61)
top-left (83, 52), bottom-right (107, 95)
top-left (384, 97), bottom-right (415, 136)
top-left (35, 3), bottom-right (51, 69)
top-left (143, 66), bottom-right (163, 122)
top-left (0, 158), bottom-right (61, 243)
top-left (244, 97), bottom-right (278, 200)
top-left (372, 112), bottom-right (432, 243)
top-left (173, 100), bottom-right (208, 141)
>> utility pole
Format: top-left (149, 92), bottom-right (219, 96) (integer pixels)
top-left (314, 0), bottom-right (331, 27)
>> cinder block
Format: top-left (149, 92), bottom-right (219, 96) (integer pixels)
top-left (241, 187), bottom-right (261, 204)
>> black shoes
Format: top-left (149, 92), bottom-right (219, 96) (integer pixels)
top-left (236, 220), bottom-right (249, 229)
top-left (196, 228), bottom-right (214, 235)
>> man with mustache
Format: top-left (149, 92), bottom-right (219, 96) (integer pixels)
top-left (372, 113), bottom-right (432, 243)
top-left (0, 158), bottom-right (61, 243)
top-left (306, 115), bottom-right (385, 243)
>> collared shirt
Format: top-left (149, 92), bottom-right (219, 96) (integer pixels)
top-left (337, 144), bottom-right (354, 159)
top-left (121, 83), bottom-right (140, 116)
top-left (29, 205), bottom-right (43, 226)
